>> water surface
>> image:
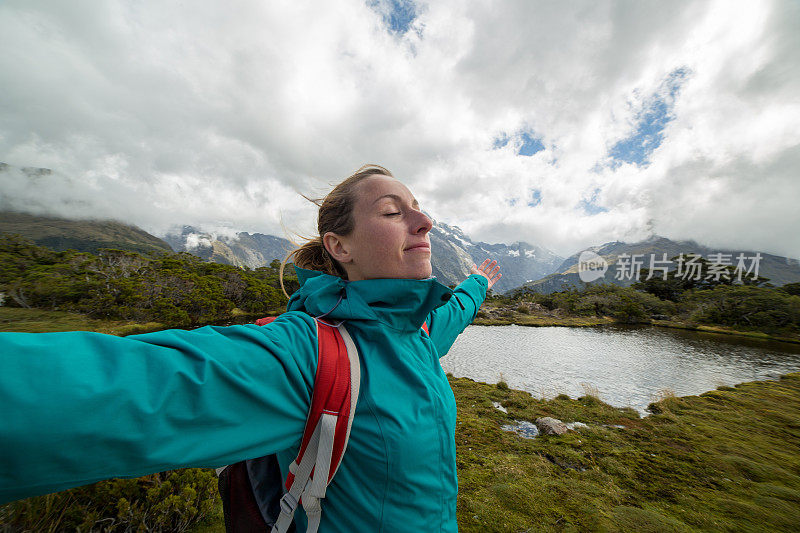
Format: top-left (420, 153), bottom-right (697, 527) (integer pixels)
top-left (440, 324), bottom-right (800, 413)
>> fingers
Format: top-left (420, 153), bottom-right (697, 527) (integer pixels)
top-left (474, 259), bottom-right (502, 289)
top-left (472, 259), bottom-right (502, 285)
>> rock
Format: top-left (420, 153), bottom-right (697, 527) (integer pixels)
top-left (492, 401), bottom-right (508, 413)
top-left (535, 416), bottom-right (568, 435)
top-left (501, 420), bottom-right (539, 439)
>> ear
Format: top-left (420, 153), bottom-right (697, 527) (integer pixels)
top-left (322, 232), bottom-right (353, 264)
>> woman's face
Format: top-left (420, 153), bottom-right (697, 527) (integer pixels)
top-left (327, 175), bottom-right (433, 281)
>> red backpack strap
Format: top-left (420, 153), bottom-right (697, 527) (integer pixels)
top-left (421, 321), bottom-right (429, 335)
top-left (255, 317), bottom-right (277, 326)
top-left (273, 320), bottom-right (360, 533)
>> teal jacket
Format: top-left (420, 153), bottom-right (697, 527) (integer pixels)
top-left (0, 267), bottom-right (488, 532)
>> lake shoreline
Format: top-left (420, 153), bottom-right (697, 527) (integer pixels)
top-left (473, 312), bottom-right (800, 345)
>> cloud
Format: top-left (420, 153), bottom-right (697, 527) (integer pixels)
top-left (0, 0), bottom-right (798, 259)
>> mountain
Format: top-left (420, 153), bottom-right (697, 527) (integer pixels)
top-left (165, 220), bottom-right (563, 292)
top-left (163, 226), bottom-right (295, 268)
top-left (519, 235), bottom-right (800, 294)
top-left (0, 211), bottom-right (173, 256)
top-left (429, 219), bottom-right (563, 293)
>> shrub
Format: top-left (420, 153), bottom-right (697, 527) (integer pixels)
top-left (684, 285), bottom-right (800, 333)
top-left (1, 469), bottom-right (221, 532)
top-left (0, 237), bottom-right (294, 328)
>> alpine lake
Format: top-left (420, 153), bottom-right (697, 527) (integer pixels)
top-left (441, 323), bottom-right (800, 414)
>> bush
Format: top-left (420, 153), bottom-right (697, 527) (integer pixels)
top-left (0, 236), bottom-right (293, 328)
top-left (683, 285), bottom-right (800, 333)
top-left (544, 284), bottom-right (675, 323)
top-left (0, 469), bottom-right (221, 532)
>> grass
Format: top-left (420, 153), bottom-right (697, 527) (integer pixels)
top-left (0, 307), bottom-right (164, 335)
top-left (450, 372), bottom-right (800, 532)
top-left (652, 319), bottom-right (800, 345)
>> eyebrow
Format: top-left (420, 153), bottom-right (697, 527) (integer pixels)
top-left (373, 194), bottom-right (419, 208)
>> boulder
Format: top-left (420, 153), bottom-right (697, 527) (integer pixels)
top-left (535, 416), bottom-right (568, 435)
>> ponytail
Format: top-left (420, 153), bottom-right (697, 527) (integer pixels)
top-left (279, 237), bottom-right (346, 297)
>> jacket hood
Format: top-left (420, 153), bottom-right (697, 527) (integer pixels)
top-left (287, 266), bottom-right (456, 332)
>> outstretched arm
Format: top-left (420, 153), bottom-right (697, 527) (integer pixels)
top-left (425, 259), bottom-right (502, 357)
top-left (0, 314), bottom-right (318, 504)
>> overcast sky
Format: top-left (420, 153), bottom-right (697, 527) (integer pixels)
top-left (1, 0), bottom-right (798, 258)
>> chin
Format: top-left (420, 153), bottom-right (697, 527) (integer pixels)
top-left (412, 263), bottom-right (433, 279)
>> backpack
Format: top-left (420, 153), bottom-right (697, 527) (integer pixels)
top-left (216, 316), bottom-right (430, 533)
top-left (217, 317), bottom-right (361, 533)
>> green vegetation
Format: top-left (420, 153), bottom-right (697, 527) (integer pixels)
top-left (482, 260), bottom-right (800, 342)
top-left (1, 469), bottom-right (221, 532)
top-left (681, 285), bottom-right (800, 334)
top-left (0, 307), bottom-right (164, 335)
top-left (0, 234), bottom-right (296, 328)
top-left (478, 283), bottom-right (675, 327)
top-left (452, 372), bottom-right (800, 532)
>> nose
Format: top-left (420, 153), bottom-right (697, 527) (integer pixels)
top-left (413, 210), bottom-right (433, 235)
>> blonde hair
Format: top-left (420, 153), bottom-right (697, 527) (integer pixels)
top-left (280, 164), bottom-right (394, 296)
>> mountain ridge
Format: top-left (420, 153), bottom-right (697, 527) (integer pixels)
top-left (4, 211), bottom-right (799, 295)
top-left (521, 235), bottom-right (800, 293)
top-left (0, 211), bottom-right (173, 256)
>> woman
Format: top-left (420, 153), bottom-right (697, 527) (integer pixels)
top-left (0, 164), bottom-right (501, 531)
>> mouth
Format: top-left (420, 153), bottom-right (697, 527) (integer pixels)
top-left (404, 242), bottom-right (431, 252)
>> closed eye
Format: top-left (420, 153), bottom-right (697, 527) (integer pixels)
top-left (384, 212), bottom-right (401, 216)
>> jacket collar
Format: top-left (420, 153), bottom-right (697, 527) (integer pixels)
top-left (288, 266), bottom-right (455, 332)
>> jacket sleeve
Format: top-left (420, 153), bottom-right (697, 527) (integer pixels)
top-left (426, 274), bottom-right (488, 357)
top-left (0, 312), bottom-right (318, 504)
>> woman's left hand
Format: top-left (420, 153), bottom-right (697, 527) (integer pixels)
top-left (471, 259), bottom-right (502, 290)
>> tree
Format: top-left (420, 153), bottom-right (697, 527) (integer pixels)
top-left (780, 282), bottom-right (800, 296)
top-left (633, 254), bottom-right (770, 301)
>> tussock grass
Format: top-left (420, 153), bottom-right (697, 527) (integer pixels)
top-left (451, 373), bottom-right (800, 532)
